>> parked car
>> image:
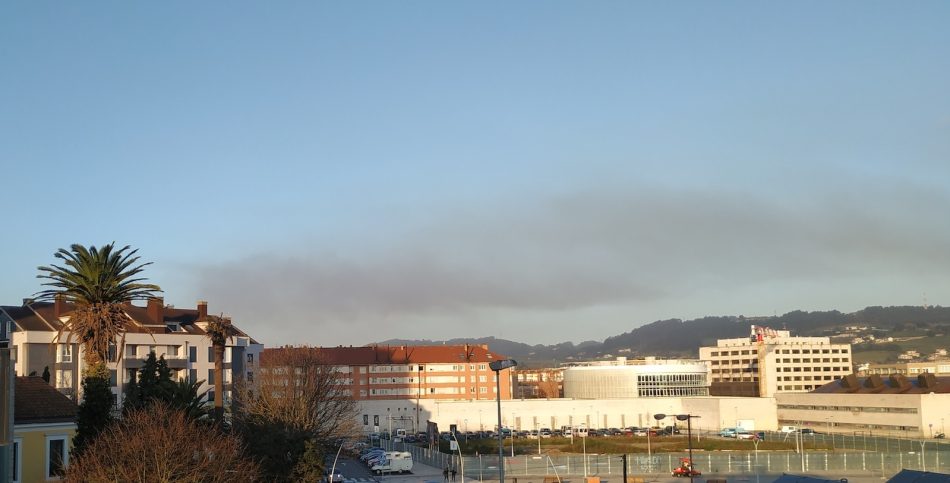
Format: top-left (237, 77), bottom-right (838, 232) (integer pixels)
top-left (736, 430), bottom-right (755, 440)
top-left (323, 469), bottom-right (345, 483)
top-left (799, 428), bottom-right (816, 435)
top-left (659, 426), bottom-right (681, 436)
top-left (780, 425), bottom-right (799, 433)
top-left (719, 427), bottom-right (738, 438)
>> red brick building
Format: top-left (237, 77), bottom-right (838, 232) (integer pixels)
top-left (262, 344), bottom-right (514, 401)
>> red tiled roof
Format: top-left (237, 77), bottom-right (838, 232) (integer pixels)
top-left (813, 373), bottom-right (950, 394)
top-left (263, 344), bottom-right (508, 366)
top-left (14, 377), bottom-right (78, 424)
top-left (2, 301), bottom-right (257, 343)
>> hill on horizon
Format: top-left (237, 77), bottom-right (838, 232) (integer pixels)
top-left (375, 305), bottom-right (950, 367)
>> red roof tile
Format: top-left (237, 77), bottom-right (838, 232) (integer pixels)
top-left (263, 344), bottom-right (508, 365)
top-left (14, 377), bottom-right (78, 424)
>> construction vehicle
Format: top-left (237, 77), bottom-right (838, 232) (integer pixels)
top-left (671, 457), bottom-right (701, 477)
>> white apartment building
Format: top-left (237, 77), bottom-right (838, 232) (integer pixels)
top-left (699, 326), bottom-right (853, 397)
top-left (1, 298), bottom-right (262, 409)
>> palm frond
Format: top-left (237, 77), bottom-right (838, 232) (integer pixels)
top-left (35, 243), bottom-right (162, 305)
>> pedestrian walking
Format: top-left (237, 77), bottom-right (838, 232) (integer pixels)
top-left (443, 466), bottom-right (449, 481)
top-left (451, 466), bottom-right (457, 481)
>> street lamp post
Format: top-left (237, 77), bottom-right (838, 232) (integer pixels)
top-left (581, 423), bottom-right (588, 477)
top-left (490, 359), bottom-right (518, 483)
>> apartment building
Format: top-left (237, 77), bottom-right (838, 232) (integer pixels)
top-left (0, 298), bottom-right (262, 408)
top-left (699, 326), bottom-right (853, 397)
top-left (264, 344), bottom-right (514, 401)
top-left (514, 367), bottom-right (564, 398)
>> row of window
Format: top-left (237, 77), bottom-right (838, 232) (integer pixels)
top-left (367, 375), bottom-right (491, 384)
top-left (779, 404), bottom-right (918, 413)
top-left (367, 386), bottom-right (496, 396)
top-left (778, 375), bottom-right (838, 381)
top-left (369, 364), bottom-right (490, 373)
top-left (710, 347), bottom-right (849, 357)
top-left (778, 358), bottom-right (850, 364)
top-left (778, 366), bottom-right (850, 372)
top-left (638, 387), bottom-right (709, 397)
top-left (53, 344), bottom-right (257, 365)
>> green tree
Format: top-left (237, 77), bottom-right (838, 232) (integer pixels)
top-left (204, 314), bottom-right (236, 426)
top-left (167, 378), bottom-right (210, 421)
top-left (292, 439), bottom-right (327, 482)
top-left (124, 352), bottom-right (208, 420)
top-left (72, 375), bottom-right (115, 456)
top-left (35, 243), bottom-right (161, 455)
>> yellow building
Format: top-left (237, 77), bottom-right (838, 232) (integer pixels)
top-left (13, 376), bottom-right (77, 482)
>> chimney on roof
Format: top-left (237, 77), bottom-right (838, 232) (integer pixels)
top-left (197, 300), bottom-right (208, 320)
top-left (54, 294), bottom-right (65, 317)
top-left (919, 373), bottom-right (938, 389)
top-left (147, 297), bottom-right (164, 324)
top-left (864, 374), bottom-right (884, 389)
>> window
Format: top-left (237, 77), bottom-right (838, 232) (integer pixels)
top-left (208, 369), bottom-right (215, 384)
top-left (167, 345), bottom-right (179, 357)
top-left (12, 438), bottom-right (21, 483)
top-left (56, 344), bottom-right (72, 363)
top-left (208, 347), bottom-right (214, 363)
top-left (247, 353), bottom-right (255, 363)
top-left (46, 435), bottom-right (68, 479)
top-left (246, 371), bottom-right (254, 383)
top-left (190, 369), bottom-right (198, 383)
top-left (126, 345), bottom-right (137, 359)
top-left (109, 370), bottom-right (117, 388)
top-left (55, 369), bottom-right (72, 389)
top-left (189, 346), bottom-right (197, 363)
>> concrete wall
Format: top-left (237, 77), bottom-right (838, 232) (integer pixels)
top-left (356, 396), bottom-right (779, 435)
top-left (775, 392), bottom-right (947, 437)
top-left (14, 422), bottom-right (75, 482)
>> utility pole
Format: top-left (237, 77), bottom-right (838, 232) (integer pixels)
top-left (0, 318), bottom-right (13, 483)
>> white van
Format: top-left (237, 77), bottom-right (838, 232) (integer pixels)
top-left (371, 451), bottom-right (413, 474)
top-left (780, 425), bottom-right (798, 433)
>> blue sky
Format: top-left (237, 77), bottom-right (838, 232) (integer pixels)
top-left (3, 2), bottom-right (949, 347)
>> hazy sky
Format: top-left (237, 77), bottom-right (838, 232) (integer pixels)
top-left (3, 2), bottom-right (949, 347)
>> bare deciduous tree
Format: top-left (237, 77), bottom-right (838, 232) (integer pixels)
top-left (232, 346), bottom-right (360, 480)
top-left (65, 403), bottom-right (258, 482)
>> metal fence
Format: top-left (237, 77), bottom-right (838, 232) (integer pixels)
top-left (384, 437), bottom-right (950, 480)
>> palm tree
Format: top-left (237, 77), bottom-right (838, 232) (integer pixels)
top-left (36, 243), bottom-right (162, 377)
top-left (204, 314), bottom-right (236, 425)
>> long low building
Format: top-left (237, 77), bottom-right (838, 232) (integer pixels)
top-left (776, 373), bottom-right (950, 438)
top-left (356, 395), bottom-right (777, 436)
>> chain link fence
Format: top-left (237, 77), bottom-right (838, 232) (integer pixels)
top-left (385, 435), bottom-right (950, 480)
